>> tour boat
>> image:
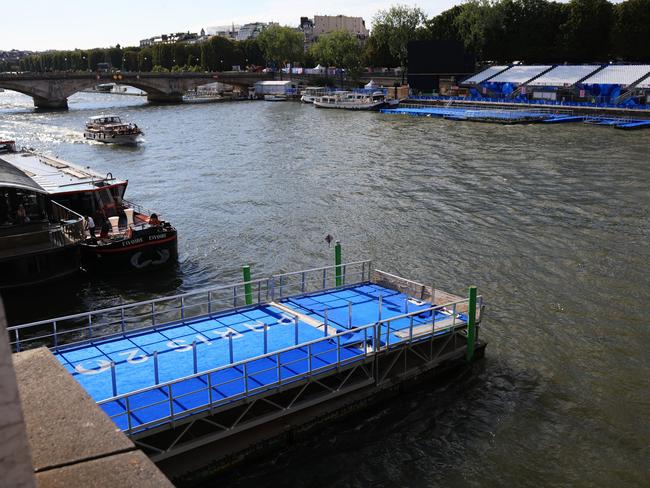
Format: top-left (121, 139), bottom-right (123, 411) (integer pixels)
top-left (0, 143), bottom-right (177, 274)
top-left (300, 86), bottom-right (327, 103)
top-left (84, 115), bottom-right (143, 145)
top-left (313, 91), bottom-right (395, 111)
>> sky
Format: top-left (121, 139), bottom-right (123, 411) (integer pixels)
top-left (1, 0), bottom-right (462, 51)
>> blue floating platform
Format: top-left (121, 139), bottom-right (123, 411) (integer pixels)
top-left (45, 281), bottom-right (465, 433)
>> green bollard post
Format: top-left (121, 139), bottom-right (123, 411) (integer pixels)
top-left (335, 241), bottom-right (342, 287)
top-left (466, 285), bottom-right (477, 362)
top-left (243, 265), bottom-right (253, 305)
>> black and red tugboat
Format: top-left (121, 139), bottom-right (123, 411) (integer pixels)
top-left (0, 143), bottom-right (177, 273)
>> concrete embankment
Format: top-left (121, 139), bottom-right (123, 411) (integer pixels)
top-left (0, 299), bottom-right (173, 488)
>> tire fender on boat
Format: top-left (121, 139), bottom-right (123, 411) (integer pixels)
top-left (130, 248), bottom-right (171, 269)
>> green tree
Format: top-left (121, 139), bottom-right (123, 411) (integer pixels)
top-left (559, 0), bottom-right (614, 62)
top-left (239, 39), bottom-right (265, 67)
top-left (363, 34), bottom-right (397, 68)
top-left (257, 25), bottom-right (304, 71)
top-left (372, 4), bottom-right (426, 82)
top-left (310, 30), bottom-right (363, 80)
top-left (423, 5), bottom-right (465, 44)
top-left (612, 0), bottom-right (650, 61)
top-left (138, 48), bottom-right (152, 71)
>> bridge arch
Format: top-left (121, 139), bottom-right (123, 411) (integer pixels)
top-left (0, 72), bottom-right (273, 109)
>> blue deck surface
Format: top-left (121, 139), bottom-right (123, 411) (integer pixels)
top-left (52, 283), bottom-right (458, 432)
top-left (282, 283), bottom-right (458, 343)
top-left (381, 106), bottom-right (650, 129)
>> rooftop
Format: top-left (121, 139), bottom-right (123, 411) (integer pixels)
top-left (0, 149), bottom-right (126, 195)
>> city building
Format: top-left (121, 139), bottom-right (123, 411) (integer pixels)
top-left (139, 31), bottom-right (203, 47)
top-left (236, 22), bottom-right (275, 41)
top-left (209, 24), bottom-right (239, 41)
top-left (312, 15), bottom-right (369, 40)
top-left (299, 17), bottom-right (315, 49)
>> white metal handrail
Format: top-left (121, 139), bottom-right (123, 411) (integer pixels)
top-left (7, 261), bottom-right (372, 351)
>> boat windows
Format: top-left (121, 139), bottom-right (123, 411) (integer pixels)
top-left (0, 188), bottom-right (46, 226)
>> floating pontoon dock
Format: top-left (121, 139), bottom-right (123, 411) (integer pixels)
top-left (381, 104), bottom-right (650, 129)
top-left (7, 260), bottom-right (484, 467)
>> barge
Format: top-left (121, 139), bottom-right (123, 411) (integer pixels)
top-left (7, 259), bottom-right (485, 478)
top-left (0, 142), bottom-right (177, 275)
top-left (0, 141), bottom-right (85, 289)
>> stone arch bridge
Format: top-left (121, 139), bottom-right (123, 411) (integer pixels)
top-left (0, 71), bottom-right (273, 109)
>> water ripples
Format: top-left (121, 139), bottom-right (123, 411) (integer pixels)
top-left (1, 89), bottom-right (649, 486)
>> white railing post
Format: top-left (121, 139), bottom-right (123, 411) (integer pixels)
top-left (154, 350), bottom-right (159, 384)
top-left (125, 396), bottom-right (132, 433)
top-left (192, 340), bottom-right (198, 374)
top-left (336, 334), bottom-right (341, 367)
top-left (324, 307), bottom-right (329, 336)
top-left (294, 316), bottom-right (299, 345)
top-left (52, 321), bottom-right (58, 349)
top-left (308, 344), bottom-right (312, 375)
top-left (263, 322), bottom-right (268, 354)
top-left (110, 361), bottom-right (117, 397)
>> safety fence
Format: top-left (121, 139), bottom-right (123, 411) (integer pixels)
top-left (7, 260), bottom-right (372, 352)
top-left (96, 296), bottom-right (474, 435)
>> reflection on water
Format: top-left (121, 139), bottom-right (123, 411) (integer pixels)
top-left (1, 89), bottom-right (649, 487)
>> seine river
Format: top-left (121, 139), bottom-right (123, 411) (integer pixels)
top-left (1, 90), bottom-right (648, 487)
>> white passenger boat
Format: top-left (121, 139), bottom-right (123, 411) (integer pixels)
top-left (83, 115), bottom-right (143, 145)
top-left (313, 91), bottom-right (395, 111)
top-left (300, 86), bottom-right (327, 103)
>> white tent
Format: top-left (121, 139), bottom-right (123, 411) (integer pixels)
top-left (364, 80), bottom-right (378, 89)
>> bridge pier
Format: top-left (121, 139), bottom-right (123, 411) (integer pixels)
top-left (146, 93), bottom-right (184, 104)
top-left (33, 96), bottom-right (68, 110)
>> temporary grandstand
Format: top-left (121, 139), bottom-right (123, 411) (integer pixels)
top-left (487, 65), bottom-right (553, 84)
top-left (581, 64), bottom-right (650, 86)
top-left (462, 65), bottom-right (510, 84)
top-left (527, 65), bottom-right (602, 86)
top-left (459, 63), bottom-right (650, 108)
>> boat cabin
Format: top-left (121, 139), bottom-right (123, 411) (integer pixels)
top-left (0, 143), bottom-right (84, 288)
top-left (87, 115), bottom-right (124, 126)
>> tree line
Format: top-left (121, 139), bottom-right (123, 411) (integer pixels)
top-left (3, 1), bottom-right (650, 76)
top-left (424, 0), bottom-right (650, 63)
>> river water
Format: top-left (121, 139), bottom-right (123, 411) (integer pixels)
top-left (1, 90), bottom-right (648, 487)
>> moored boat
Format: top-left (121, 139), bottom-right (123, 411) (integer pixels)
top-left (313, 91), bottom-right (395, 110)
top-left (0, 141), bottom-right (84, 289)
top-left (300, 86), bottom-right (327, 103)
top-left (0, 143), bottom-right (177, 275)
top-left (84, 115), bottom-right (143, 145)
